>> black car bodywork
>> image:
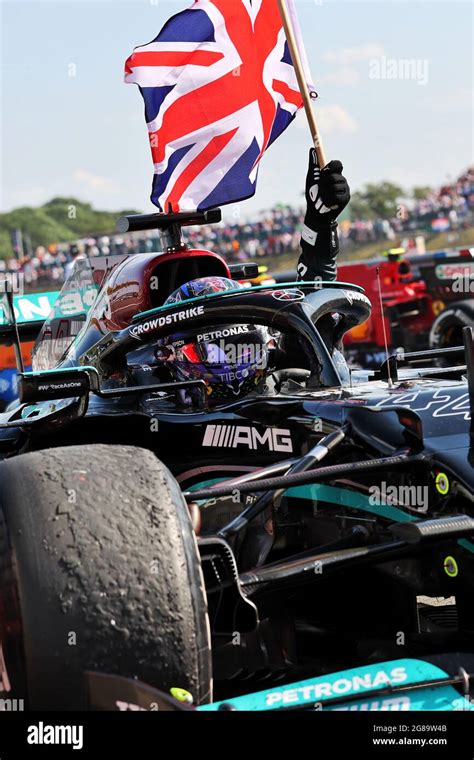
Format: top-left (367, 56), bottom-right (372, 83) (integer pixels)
top-left (1, 210), bottom-right (474, 708)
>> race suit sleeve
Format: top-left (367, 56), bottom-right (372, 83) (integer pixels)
top-left (297, 222), bottom-right (340, 282)
top-left (296, 150), bottom-right (350, 283)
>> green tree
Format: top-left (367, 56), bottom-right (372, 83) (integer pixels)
top-left (348, 182), bottom-right (405, 221)
top-left (360, 182), bottom-right (405, 219)
top-left (348, 191), bottom-right (374, 221)
top-left (0, 198), bottom-right (141, 259)
top-left (412, 186), bottom-right (433, 201)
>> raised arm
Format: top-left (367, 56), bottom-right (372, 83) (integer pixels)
top-left (297, 149), bottom-right (350, 282)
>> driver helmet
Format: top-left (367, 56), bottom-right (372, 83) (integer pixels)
top-left (156, 276), bottom-right (273, 405)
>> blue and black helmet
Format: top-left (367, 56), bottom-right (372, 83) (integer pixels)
top-left (158, 277), bottom-right (272, 405)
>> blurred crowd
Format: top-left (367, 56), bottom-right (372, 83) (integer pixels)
top-left (414, 167), bottom-right (474, 222)
top-left (2, 167), bottom-right (473, 291)
top-left (340, 166), bottom-right (474, 246)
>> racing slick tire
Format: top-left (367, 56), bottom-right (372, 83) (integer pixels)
top-left (429, 299), bottom-right (474, 360)
top-left (0, 444), bottom-right (212, 709)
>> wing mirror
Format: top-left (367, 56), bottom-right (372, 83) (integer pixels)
top-left (18, 368), bottom-right (95, 403)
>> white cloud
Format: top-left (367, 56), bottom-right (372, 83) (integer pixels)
top-left (434, 87), bottom-right (473, 109)
top-left (323, 44), bottom-right (386, 65)
top-left (319, 67), bottom-right (360, 86)
top-left (73, 169), bottom-right (117, 194)
top-left (296, 105), bottom-right (357, 134)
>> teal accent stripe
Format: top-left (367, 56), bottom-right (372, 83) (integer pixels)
top-left (187, 477), bottom-right (223, 505)
top-left (287, 486), bottom-right (474, 553)
top-left (188, 478), bottom-right (416, 523)
top-left (458, 538), bottom-right (474, 554)
top-left (187, 478), bottom-right (222, 491)
top-left (189, 479), bottom-right (474, 554)
top-left (199, 657), bottom-right (474, 711)
top-left (286, 483), bottom-right (417, 523)
top-left (22, 365), bottom-right (96, 377)
top-left (132, 280), bottom-right (365, 321)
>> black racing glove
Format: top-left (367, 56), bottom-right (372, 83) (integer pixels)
top-left (297, 149), bottom-right (350, 282)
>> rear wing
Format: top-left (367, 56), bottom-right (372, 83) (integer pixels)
top-left (407, 248), bottom-right (474, 302)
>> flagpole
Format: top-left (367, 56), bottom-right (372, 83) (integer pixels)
top-left (277, 0), bottom-right (327, 168)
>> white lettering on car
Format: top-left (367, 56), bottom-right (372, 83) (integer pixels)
top-left (197, 325), bottom-right (250, 342)
top-left (202, 424), bottom-right (293, 453)
top-left (264, 667), bottom-right (407, 707)
top-left (130, 305), bottom-right (205, 338)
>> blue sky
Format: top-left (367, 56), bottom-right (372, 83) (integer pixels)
top-left (1, 0), bottom-right (472, 220)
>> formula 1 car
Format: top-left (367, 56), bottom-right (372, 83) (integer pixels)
top-left (272, 246), bottom-right (474, 369)
top-left (1, 208), bottom-right (474, 711)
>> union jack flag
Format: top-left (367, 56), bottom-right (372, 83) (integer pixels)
top-left (125, 0), bottom-right (306, 212)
